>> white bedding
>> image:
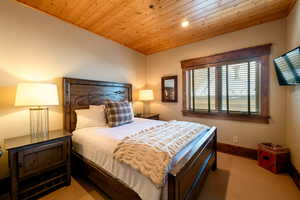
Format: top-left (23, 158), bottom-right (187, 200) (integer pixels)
top-left (72, 118), bottom-right (210, 200)
top-left (72, 118), bottom-right (166, 200)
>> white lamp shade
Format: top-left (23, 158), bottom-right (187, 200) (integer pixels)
top-left (139, 89), bottom-right (154, 101)
top-left (15, 83), bottom-right (59, 106)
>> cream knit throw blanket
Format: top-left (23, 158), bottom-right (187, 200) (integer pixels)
top-left (113, 120), bottom-right (209, 188)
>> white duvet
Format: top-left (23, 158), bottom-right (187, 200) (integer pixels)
top-left (72, 118), bottom-right (166, 200)
top-left (72, 118), bottom-right (210, 200)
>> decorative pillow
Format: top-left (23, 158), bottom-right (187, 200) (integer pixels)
top-left (105, 101), bottom-right (134, 127)
top-left (102, 100), bottom-right (135, 116)
top-left (75, 106), bottom-right (106, 129)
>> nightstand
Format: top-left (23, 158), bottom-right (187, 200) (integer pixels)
top-left (4, 130), bottom-right (72, 200)
top-left (135, 113), bottom-right (160, 120)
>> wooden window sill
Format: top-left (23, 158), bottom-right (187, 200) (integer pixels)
top-left (182, 110), bottom-right (270, 124)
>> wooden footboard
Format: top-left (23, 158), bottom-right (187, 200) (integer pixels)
top-left (168, 127), bottom-right (217, 200)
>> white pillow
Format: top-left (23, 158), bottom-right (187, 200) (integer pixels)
top-left (89, 105), bottom-right (105, 110)
top-left (75, 106), bottom-right (106, 129)
top-left (129, 102), bottom-right (135, 118)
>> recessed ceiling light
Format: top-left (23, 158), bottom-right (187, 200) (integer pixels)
top-left (181, 20), bottom-right (190, 28)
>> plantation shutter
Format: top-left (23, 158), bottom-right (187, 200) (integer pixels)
top-left (181, 44), bottom-right (271, 123)
top-left (188, 60), bottom-right (260, 114)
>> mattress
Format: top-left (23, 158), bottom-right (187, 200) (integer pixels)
top-left (72, 118), bottom-right (210, 200)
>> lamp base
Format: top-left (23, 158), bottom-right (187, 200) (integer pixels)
top-left (30, 107), bottom-right (49, 138)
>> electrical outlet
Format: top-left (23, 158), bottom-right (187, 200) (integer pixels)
top-left (233, 136), bottom-right (239, 144)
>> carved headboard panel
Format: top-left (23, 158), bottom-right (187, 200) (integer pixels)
top-left (63, 78), bottom-right (132, 132)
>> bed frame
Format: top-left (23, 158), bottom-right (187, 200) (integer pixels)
top-left (63, 77), bottom-right (217, 200)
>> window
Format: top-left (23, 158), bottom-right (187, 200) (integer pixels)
top-left (181, 44), bottom-right (271, 123)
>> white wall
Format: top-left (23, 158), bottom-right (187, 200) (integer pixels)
top-left (0, 0), bottom-right (146, 178)
top-left (286, 0), bottom-right (300, 171)
top-left (147, 19), bottom-right (287, 150)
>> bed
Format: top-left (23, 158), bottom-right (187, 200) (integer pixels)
top-left (63, 77), bottom-right (217, 200)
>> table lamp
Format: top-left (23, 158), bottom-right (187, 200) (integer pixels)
top-left (15, 83), bottom-right (59, 138)
top-left (138, 89), bottom-right (154, 115)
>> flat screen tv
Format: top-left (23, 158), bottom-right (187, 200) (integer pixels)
top-left (274, 46), bottom-right (300, 85)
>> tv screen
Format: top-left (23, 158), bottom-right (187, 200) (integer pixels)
top-left (274, 47), bottom-right (300, 85)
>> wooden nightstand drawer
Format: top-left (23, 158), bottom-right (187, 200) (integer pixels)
top-left (18, 139), bottom-right (68, 179)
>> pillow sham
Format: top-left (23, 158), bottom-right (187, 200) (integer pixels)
top-left (75, 106), bottom-right (106, 129)
top-left (105, 101), bottom-right (134, 127)
top-left (102, 100), bottom-right (135, 118)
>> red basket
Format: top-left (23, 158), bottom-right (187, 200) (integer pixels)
top-left (257, 143), bottom-right (290, 174)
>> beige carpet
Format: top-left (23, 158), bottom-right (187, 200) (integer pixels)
top-left (1, 153), bottom-right (299, 200)
top-left (198, 153), bottom-right (300, 200)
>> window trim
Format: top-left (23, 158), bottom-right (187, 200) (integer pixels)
top-left (181, 44), bottom-right (271, 124)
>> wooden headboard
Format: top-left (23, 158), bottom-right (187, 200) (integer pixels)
top-left (63, 78), bottom-right (132, 132)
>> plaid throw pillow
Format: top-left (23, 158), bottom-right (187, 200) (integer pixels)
top-left (105, 101), bottom-right (134, 127)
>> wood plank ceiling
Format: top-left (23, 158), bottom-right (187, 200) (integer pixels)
top-left (16, 0), bottom-right (296, 55)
